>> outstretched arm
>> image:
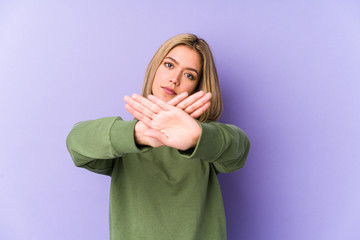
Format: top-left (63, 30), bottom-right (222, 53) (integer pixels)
top-left (66, 117), bottom-right (140, 176)
top-left (124, 93), bottom-right (251, 173)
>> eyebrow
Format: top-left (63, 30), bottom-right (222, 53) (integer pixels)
top-left (165, 57), bottom-right (199, 75)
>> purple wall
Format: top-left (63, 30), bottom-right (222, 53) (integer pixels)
top-left (1, 1), bottom-right (359, 239)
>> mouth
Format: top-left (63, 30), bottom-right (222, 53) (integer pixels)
top-left (161, 86), bottom-right (177, 95)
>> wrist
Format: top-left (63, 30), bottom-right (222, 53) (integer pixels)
top-left (134, 121), bottom-right (145, 145)
top-left (191, 122), bottom-right (202, 148)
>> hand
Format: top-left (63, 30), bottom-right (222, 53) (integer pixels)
top-left (124, 94), bottom-right (202, 150)
top-left (168, 91), bottom-right (212, 118)
top-left (133, 120), bottom-right (164, 148)
top-left (125, 91), bottom-right (212, 148)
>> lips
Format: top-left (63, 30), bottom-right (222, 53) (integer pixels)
top-left (161, 86), bottom-right (177, 95)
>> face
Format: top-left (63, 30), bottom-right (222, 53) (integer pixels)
top-left (151, 45), bottom-right (202, 102)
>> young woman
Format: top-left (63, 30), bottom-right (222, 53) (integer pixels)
top-left (66, 33), bottom-right (250, 240)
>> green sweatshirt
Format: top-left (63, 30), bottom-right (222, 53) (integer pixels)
top-left (66, 117), bottom-right (250, 240)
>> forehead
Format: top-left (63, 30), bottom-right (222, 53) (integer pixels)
top-left (166, 45), bottom-right (202, 71)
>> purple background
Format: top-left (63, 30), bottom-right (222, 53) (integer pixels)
top-left (1, 1), bottom-right (359, 239)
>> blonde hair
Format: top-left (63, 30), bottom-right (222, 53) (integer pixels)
top-left (141, 33), bottom-right (223, 122)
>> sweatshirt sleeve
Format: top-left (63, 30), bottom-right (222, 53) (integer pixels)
top-left (66, 116), bottom-right (149, 176)
top-left (180, 121), bottom-right (250, 174)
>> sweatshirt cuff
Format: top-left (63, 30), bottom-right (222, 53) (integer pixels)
top-left (110, 119), bottom-right (151, 154)
top-left (180, 122), bottom-right (222, 161)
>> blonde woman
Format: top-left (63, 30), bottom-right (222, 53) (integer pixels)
top-left (66, 33), bottom-right (250, 240)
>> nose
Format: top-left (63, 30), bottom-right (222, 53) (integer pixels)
top-left (170, 70), bottom-right (181, 86)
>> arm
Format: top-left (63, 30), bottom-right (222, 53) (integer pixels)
top-left (181, 121), bottom-right (251, 174)
top-left (66, 91), bottom-right (211, 174)
top-left (66, 117), bottom-right (147, 176)
top-left (124, 93), bottom-right (250, 173)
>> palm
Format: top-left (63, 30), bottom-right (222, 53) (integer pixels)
top-left (134, 121), bottom-right (163, 148)
top-left (145, 106), bottom-right (201, 150)
top-left (124, 92), bottom-right (210, 150)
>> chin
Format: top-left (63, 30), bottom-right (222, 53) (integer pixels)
top-left (153, 91), bottom-right (174, 102)
top-left (162, 96), bottom-right (173, 102)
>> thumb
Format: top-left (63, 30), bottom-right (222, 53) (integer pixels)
top-left (143, 129), bottom-right (168, 144)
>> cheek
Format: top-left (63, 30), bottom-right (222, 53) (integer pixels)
top-left (152, 69), bottom-right (162, 87)
top-left (154, 66), bottom-right (167, 79)
top-left (183, 80), bottom-right (199, 93)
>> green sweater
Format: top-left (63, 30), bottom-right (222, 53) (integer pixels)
top-left (66, 117), bottom-right (250, 240)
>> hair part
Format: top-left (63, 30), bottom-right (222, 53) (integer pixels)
top-left (141, 33), bottom-right (223, 122)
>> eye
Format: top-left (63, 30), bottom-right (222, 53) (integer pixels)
top-left (185, 73), bottom-right (194, 80)
top-left (165, 62), bottom-right (173, 69)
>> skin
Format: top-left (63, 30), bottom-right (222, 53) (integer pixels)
top-left (124, 46), bottom-right (212, 150)
top-left (152, 45), bottom-right (202, 102)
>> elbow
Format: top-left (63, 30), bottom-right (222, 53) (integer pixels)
top-left (66, 131), bottom-right (84, 167)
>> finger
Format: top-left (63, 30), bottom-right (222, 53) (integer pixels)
top-left (190, 102), bottom-right (211, 118)
top-left (184, 92), bottom-right (212, 114)
top-left (143, 129), bottom-right (168, 144)
top-left (124, 95), bottom-right (157, 120)
top-left (176, 91), bottom-right (205, 109)
top-left (147, 94), bottom-right (172, 110)
top-left (132, 94), bottom-right (163, 113)
top-left (125, 103), bottom-right (152, 126)
top-left (167, 92), bottom-right (188, 106)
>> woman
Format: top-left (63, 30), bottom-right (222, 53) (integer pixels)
top-left (66, 33), bottom-right (250, 240)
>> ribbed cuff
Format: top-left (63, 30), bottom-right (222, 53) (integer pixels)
top-left (109, 119), bottom-right (150, 154)
top-left (180, 122), bottom-right (222, 161)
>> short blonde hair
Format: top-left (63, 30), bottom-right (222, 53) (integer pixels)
top-left (141, 33), bottom-right (223, 122)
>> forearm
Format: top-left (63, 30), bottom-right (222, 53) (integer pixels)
top-left (66, 117), bottom-right (143, 167)
top-left (181, 121), bottom-right (251, 173)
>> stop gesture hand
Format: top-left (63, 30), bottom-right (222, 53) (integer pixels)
top-left (124, 91), bottom-right (211, 150)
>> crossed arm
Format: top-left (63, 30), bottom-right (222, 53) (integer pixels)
top-left (124, 91), bottom-right (212, 151)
